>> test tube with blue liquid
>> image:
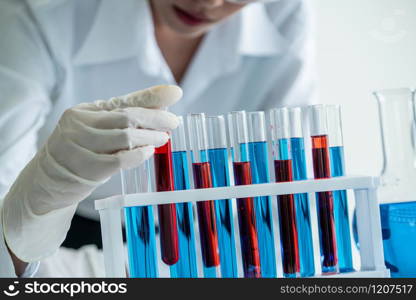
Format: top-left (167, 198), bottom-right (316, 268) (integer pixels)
top-left (270, 108), bottom-right (300, 278)
top-left (309, 105), bottom-right (338, 274)
top-left (188, 113), bottom-right (221, 278)
top-left (206, 115), bottom-right (238, 278)
top-left (326, 105), bottom-right (353, 273)
top-left (288, 107), bottom-right (315, 277)
top-left (170, 117), bottom-right (198, 277)
top-left (247, 111), bottom-right (277, 278)
top-left (122, 163), bottom-right (158, 278)
top-left (228, 111), bottom-right (261, 278)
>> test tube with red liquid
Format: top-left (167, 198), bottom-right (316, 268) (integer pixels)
top-left (309, 105), bottom-right (339, 274)
top-left (270, 108), bottom-right (300, 278)
top-left (187, 113), bottom-right (221, 278)
top-left (228, 111), bottom-right (261, 278)
top-left (154, 140), bottom-right (179, 266)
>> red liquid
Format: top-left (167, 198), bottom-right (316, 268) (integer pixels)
top-left (274, 159), bottom-right (300, 276)
top-left (154, 141), bottom-right (179, 265)
top-left (233, 161), bottom-right (261, 278)
top-left (311, 135), bottom-right (338, 269)
top-left (192, 162), bottom-right (220, 268)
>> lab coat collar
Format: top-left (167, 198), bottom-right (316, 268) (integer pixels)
top-left (238, 3), bottom-right (287, 56)
top-left (180, 3), bottom-right (286, 102)
top-left (73, 1), bottom-right (286, 67)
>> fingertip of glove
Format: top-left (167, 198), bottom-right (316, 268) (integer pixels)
top-left (142, 145), bottom-right (155, 158)
top-left (154, 132), bottom-right (170, 148)
top-left (168, 114), bottom-right (180, 130)
top-left (119, 145), bottom-right (156, 170)
top-left (152, 85), bottom-right (183, 107)
top-left (136, 85), bottom-right (183, 108)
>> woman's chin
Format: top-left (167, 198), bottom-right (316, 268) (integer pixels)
top-left (165, 19), bottom-right (210, 38)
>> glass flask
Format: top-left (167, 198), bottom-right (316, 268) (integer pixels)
top-left (374, 87), bottom-right (416, 278)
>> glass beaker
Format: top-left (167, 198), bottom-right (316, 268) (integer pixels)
top-left (374, 87), bottom-right (416, 278)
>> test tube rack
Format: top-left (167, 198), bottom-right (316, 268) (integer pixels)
top-left (95, 175), bottom-right (390, 278)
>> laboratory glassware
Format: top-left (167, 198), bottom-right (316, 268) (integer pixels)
top-left (247, 111), bottom-right (277, 278)
top-left (188, 113), bottom-right (221, 278)
top-left (228, 111), bottom-right (261, 278)
top-left (170, 117), bottom-right (198, 277)
top-left (122, 162), bottom-right (158, 277)
top-left (288, 107), bottom-right (315, 277)
top-left (326, 105), bottom-right (354, 273)
top-left (206, 115), bottom-right (238, 278)
top-left (270, 108), bottom-right (300, 278)
top-left (373, 88), bottom-right (416, 277)
top-left (309, 105), bottom-right (338, 274)
top-left (154, 140), bottom-right (179, 266)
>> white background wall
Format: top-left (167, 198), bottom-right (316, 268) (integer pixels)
top-left (311, 0), bottom-right (416, 176)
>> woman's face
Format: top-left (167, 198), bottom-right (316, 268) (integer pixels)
top-left (150, 0), bottom-right (246, 37)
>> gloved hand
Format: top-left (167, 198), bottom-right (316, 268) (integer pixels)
top-left (2, 85), bottom-right (182, 262)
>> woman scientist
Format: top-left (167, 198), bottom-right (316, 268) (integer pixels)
top-left (0, 0), bottom-right (316, 277)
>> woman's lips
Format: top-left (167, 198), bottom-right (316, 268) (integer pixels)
top-left (173, 5), bottom-right (210, 26)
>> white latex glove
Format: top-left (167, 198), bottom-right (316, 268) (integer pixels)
top-left (2, 85), bottom-right (182, 262)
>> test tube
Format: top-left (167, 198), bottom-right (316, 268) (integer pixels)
top-left (122, 163), bottom-right (158, 277)
top-left (206, 115), bottom-right (238, 278)
top-left (288, 107), bottom-right (315, 277)
top-left (326, 105), bottom-right (353, 273)
top-left (247, 111), bottom-right (277, 278)
top-left (170, 117), bottom-right (198, 278)
top-left (228, 111), bottom-right (261, 278)
top-left (270, 108), bottom-right (300, 278)
top-left (154, 140), bottom-right (179, 266)
top-left (188, 113), bottom-right (221, 278)
top-left (309, 105), bottom-right (338, 274)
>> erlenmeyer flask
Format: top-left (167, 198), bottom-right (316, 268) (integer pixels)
top-left (374, 87), bottom-right (416, 278)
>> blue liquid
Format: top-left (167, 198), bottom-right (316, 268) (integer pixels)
top-left (208, 148), bottom-right (238, 278)
top-left (248, 141), bottom-right (277, 278)
top-left (170, 151), bottom-right (198, 278)
top-left (380, 202), bottom-right (416, 277)
top-left (329, 146), bottom-right (353, 273)
top-left (278, 139), bottom-right (290, 160)
top-left (290, 137), bottom-right (315, 277)
top-left (353, 201), bottom-right (416, 277)
top-left (125, 206), bottom-right (158, 278)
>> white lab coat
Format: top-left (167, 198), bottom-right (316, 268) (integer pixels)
top-left (0, 0), bottom-right (316, 277)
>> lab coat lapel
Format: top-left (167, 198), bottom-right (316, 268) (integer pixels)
top-left (73, 0), bottom-right (165, 79)
top-left (73, 1), bottom-right (139, 65)
top-left (238, 3), bottom-right (288, 56)
top-left (180, 14), bottom-right (241, 105)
